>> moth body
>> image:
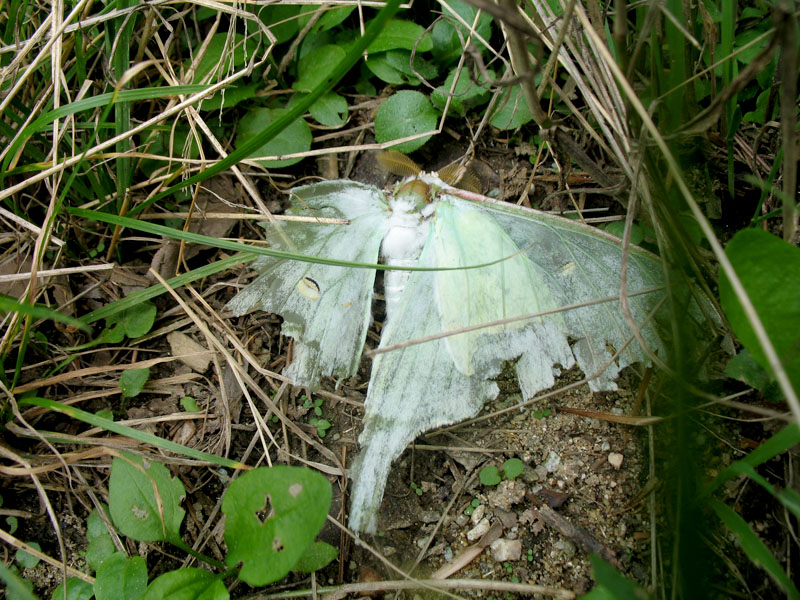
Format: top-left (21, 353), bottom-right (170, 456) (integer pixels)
top-left (381, 177), bottom-right (435, 320)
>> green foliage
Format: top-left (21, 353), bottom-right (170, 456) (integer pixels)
top-left (489, 86), bottom-right (533, 131)
top-left (480, 458), bottom-right (525, 486)
top-left (718, 229), bottom-right (800, 396)
top-left (431, 68), bottom-right (493, 116)
top-left (501, 458), bottom-right (524, 479)
top-left (94, 553), bottom-right (148, 600)
top-left (237, 108), bottom-right (312, 168)
top-left (479, 465), bottom-right (501, 486)
top-left (709, 500), bottom-right (800, 598)
top-left (109, 453), bottom-right (186, 545)
top-left (222, 466), bottom-right (332, 585)
top-left (582, 555), bottom-right (654, 600)
top-left (375, 90), bottom-right (437, 153)
top-left (91, 454), bottom-right (334, 596)
top-left (50, 578), bottom-right (93, 600)
top-left (293, 541), bottom-right (339, 574)
top-left (119, 367), bottom-right (150, 399)
top-left (140, 569), bottom-right (228, 600)
top-left (180, 396), bottom-right (201, 412)
top-left (14, 543), bottom-right (40, 569)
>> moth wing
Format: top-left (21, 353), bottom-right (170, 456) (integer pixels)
top-left (461, 197), bottom-right (677, 391)
top-left (227, 182), bottom-right (390, 388)
top-left (432, 199), bottom-right (574, 387)
top-left (349, 234), bottom-right (499, 533)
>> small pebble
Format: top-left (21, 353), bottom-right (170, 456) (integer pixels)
top-left (470, 504), bottom-right (485, 524)
top-left (544, 451), bottom-right (561, 472)
top-left (608, 453), bottom-right (624, 469)
top-left (466, 517), bottom-right (491, 541)
top-left (490, 538), bottom-right (522, 561)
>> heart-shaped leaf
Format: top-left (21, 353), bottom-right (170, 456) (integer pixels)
top-left (222, 466), bottom-right (331, 586)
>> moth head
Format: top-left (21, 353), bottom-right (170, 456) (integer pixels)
top-left (395, 178), bottom-right (432, 210)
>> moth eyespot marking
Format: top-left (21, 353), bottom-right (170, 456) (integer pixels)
top-left (297, 277), bottom-right (321, 300)
top-left (558, 262), bottom-right (576, 277)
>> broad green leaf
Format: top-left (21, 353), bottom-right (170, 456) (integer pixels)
top-left (374, 91), bottom-right (437, 153)
top-left (431, 0), bottom-right (494, 63)
top-left (479, 466), bottom-right (501, 486)
top-left (180, 396), bottom-right (200, 412)
top-left (107, 300), bottom-right (157, 339)
top-left (51, 578), bottom-right (94, 600)
top-left (236, 108), bottom-right (311, 168)
top-left (87, 506), bottom-right (112, 540)
top-left (15, 543), bottom-right (40, 568)
top-left (718, 229), bottom-right (800, 395)
top-left (94, 553), bottom-right (148, 600)
top-left (222, 466), bottom-right (332, 586)
top-left (255, 4), bottom-right (301, 43)
top-left (295, 44), bottom-right (347, 92)
top-left (367, 19), bottom-right (432, 53)
top-left (431, 67), bottom-right (492, 116)
top-left (109, 452), bottom-right (186, 545)
top-left (364, 52), bottom-right (414, 85)
top-left (384, 50), bottom-right (437, 80)
top-left (120, 367), bottom-right (150, 398)
top-left (309, 91), bottom-right (348, 127)
top-left (86, 535), bottom-right (117, 572)
top-left (312, 5), bottom-right (355, 30)
top-left (601, 221), bottom-right (644, 246)
top-left (502, 458), bottom-right (524, 479)
top-left (141, 568), bottom-right (228, 600)
top-left (293, 541), bottom-right (338, 573)
top-left (709, 499), bottom-right (800, 599)
top-left (724, 348), bottom-right (771, 391)
top-left (489, 85), bottom-right (533, 130)
top-left (190, 33), bottom-right (256, 83)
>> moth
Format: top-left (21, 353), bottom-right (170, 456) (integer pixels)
top-left (228, 152), bottom-right (694, 533)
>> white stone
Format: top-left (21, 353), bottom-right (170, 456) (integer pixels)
top-left (490, 538), bottom-right (522, 562)
top-left (470, 504), bottom-right (485, 525)
top-left (544, 451), bottom-right (561, 472)
top-left (608, 452), bottom-right (624, 469)
top-left (466, 517), bottom-right (491, 541)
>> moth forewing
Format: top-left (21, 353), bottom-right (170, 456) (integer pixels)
top-left (227, 181), bottom-right (392, 389)
top-left (431, 197), bottom-right (569, 376)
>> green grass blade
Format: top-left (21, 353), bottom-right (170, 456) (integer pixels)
top-left (18, 397), bottom-right (247, 470)
top-left (136, 0), bottom-right (403, 214)
top-left (0, 295), bottom-right (90, 332)
top-left (79, 253), bottom-right (254, 325)
top-left (703, 424), bottom-right (800, 496)
top-left (708, 498), bottom-right (800, 599)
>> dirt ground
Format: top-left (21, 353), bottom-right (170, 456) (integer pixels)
top-left (6, 135), bottom-right (789, 599)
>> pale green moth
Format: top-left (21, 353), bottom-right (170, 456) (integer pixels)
top-left (227, 154), bottom-right (705, 533)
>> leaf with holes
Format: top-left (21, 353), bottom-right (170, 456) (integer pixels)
top-left (109, 452), bottom-right (186, 545)
top-left (222, 466), bottom-right (331, 586)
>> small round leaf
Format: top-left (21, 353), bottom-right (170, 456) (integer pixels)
top-left (237, 108), bottom-right (311, 168)
top-left (375, 91), bottom-right (437, 153)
